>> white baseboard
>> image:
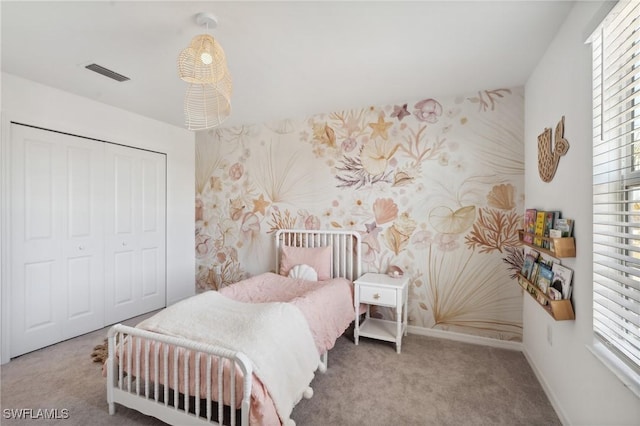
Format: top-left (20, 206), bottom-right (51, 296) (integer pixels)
top-left (522, 347), bottom-right (569, 425)
top-left (407, 325), bottom-right (523, 351)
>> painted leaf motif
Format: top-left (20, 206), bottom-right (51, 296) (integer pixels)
top-left (384, 225), bottom-right (404, 255)
top-left (384, 213), bottom-right (417, 255)
top-left (429, 205), bottom-right (476, 234)
top-left (324, 124), bottom-right (336, 147)
top-left (392, 170), bottom-right (414, 186)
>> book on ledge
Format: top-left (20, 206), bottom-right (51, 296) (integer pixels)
top-left (534, 211), bottom-right (546, 247)
top-left (523, 209), bottom-right (537, 243)
top-left (536, 263), bottom-right (554, 305)
top-left (554, 218), bottom-right (574, 238)
top-left (551, 263), bottom-right (573, 299)
top-left (543, 211), bottom-right (560, 249)
top-left (521, 253), bottom-right (536, 281)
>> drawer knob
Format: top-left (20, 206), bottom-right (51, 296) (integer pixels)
top-left (373, 293), bottom-right (380, 300)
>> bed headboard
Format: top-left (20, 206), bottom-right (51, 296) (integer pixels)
top-left (275, 229), bottom-right (361, 281)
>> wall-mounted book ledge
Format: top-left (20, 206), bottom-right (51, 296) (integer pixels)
top-left (518, 230), bottom-right (576, 258)
top-left (516, 273), bottom-right (575, 320)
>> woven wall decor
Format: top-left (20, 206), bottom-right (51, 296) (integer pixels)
top-left (538, 115), bottom-right (569, 182)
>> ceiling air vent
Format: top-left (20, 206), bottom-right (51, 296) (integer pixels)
top-left (85, 63), bottom-right (130, 82)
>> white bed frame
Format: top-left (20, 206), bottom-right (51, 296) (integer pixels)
top-left (107, 229), bottom-right (361, 426)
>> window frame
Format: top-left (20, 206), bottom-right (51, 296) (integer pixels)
top-left (590, 0), bottom-right (640, 398)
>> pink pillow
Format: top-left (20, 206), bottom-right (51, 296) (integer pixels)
top-left (280, 245), bottom-right (332, 280)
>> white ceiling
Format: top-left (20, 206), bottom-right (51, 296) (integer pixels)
top-left (1, 1), bottom-right (574, 130)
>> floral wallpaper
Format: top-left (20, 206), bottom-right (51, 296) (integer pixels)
top-left (195, 87), bottom-right (524, 342)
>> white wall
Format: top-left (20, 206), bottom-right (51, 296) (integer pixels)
top-left (524, 2), bottom-right (640, 424)
top-left (0, 73), bottom-right (195, 363)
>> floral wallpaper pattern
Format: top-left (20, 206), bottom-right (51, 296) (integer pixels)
top-left (195, 87), bottom-right (525, 342)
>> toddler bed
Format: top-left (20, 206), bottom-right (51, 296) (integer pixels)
top-left (106, 229), bottom-right (361, 426)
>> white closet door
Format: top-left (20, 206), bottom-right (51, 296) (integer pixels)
top-left (10, 125), bottom-right (104, 356)
top-left (104, 144), bottom-right (166, 324)
top-left (61, 134), bottom-right (106, 339)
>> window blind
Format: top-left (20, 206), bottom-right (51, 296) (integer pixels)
top-left (592, 0), bottom-right (640, 373)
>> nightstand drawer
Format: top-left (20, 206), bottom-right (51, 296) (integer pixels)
top-left (360, 286), bottom-right (396, 306)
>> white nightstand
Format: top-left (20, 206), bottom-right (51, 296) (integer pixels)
top-left (354, 272), bottom-right (409, 354)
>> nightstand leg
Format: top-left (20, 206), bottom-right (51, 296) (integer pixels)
top-left (354, 288), bottom-right (360, 345)
top-left (396, 306), bottom-right (402, 354)
top-left (404, 295), bottom-right (408, 336)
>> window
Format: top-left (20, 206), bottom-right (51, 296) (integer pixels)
top-left (592, 0), bottom-right (640, 394)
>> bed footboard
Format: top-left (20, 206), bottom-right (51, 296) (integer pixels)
top-left (107, 324), bottom-right (252, 426)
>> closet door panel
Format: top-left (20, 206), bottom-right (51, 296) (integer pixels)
top-left (105, 146), bottom-right (140, 322)
top-left (139, 155), bottom-right (166, 309)
top-left (141, 158), bottom-right (159, 232)
top-left (61, 137), bottom-right (104, 339)
top-left (11, 127), bottom-right (65, 356)
top-left (9, 124), bottom-right (166, 356)
top-left (10, 125), bottom-right (105, 355)
top-left (141, 247), bottom-right (160, 297)
top-left (66, 256), bottom-right (93, 318)
top-left (113, 250), bottom-right (135, 305)
top-left (24, 140), bottom-right (55, 241)
top-left (67, 147), bottom-right (93, 237)
top-left (114, 155), bottom-right (135, 235)
top-left (24, 261), bottom-right (56, 330)
top-left (63, 141), bottom-right (104, 339)
top-left (105, 144), bottom-right (165, 324)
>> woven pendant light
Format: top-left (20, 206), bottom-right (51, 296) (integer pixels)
top-left (178, 34), bottom-right (230, 85)
top-left (183, 77), bottom-right (232, 130)
top-left (178, 12), bottom-right (232, 130)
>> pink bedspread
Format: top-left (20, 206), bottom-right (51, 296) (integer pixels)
top-left (220, 272), bottom-right (356, 354)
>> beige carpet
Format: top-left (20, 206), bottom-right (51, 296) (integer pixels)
top-left (0, 315), bottom-right (560, 426)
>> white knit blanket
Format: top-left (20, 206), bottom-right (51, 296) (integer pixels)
top-left (136, 291), bottom-right (320, 424)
